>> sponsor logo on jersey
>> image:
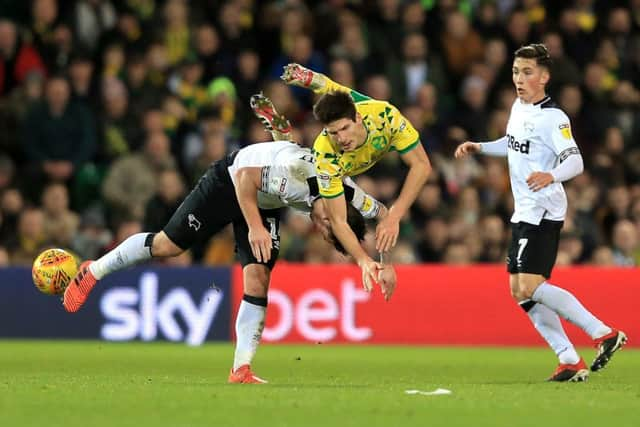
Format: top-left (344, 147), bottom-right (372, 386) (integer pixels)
top-left (398, 120), bottom-right (407, 132)
top-left (559, 123), bottom-right (572, 140)
top-left (318, 174), bottom-right (331, 190)
top-left (507, 134), bottom-right (530, 154)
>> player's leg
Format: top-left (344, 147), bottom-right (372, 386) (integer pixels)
top-left (229, 264), bottom-right (270, 384)
top-left (250, 93), bottom-right (292, 141)
top-left (64, 157), bottom-right (239, 313)
top-left (516, 221), bottom-right (626, 372)
top-left (229, 208), bottom-right (281, 384)
top-left (508, 222), bottom-right (586, 381)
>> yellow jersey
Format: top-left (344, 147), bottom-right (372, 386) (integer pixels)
top-left (311, 79), bottom-right (420, 198)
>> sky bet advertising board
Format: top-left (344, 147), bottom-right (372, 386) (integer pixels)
top-left (0, 266), bottom-right (231, 344)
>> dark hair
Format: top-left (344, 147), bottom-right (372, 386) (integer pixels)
top-left (514, 43), bottom-right (553, 69)
top-left (313, 91), bottom-right (357, 124)
top-left (332, 204), bottom-right (366, 255)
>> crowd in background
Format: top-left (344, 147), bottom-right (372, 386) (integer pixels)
top-left (1, 0), bottom-right (639, 268)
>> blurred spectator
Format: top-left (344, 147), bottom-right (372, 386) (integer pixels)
top-left (98, 77), bottom-right (138, 161)
top-left (386, 32), bottom-right (448, 106)
top-left (6, 207), bottom-right (49, 266)
top-left (441, 11), bottom-right (484, 84)
top-left (22, 74), bottom-right (96, 202)
top-left (41, 182), bottom-right (79, 247)
top-left (72, 0), bottom-right (117, 53)
top-left (29, 0), bottom-right (73, 71)
top-left (143, 168), bottom-right (186, 232)
top-left (160, 0), bottom-right (191, 66)
top-left (70, 207), bottom-right (111, 261)
top-left (0, 19), bottom-right (46, 96)
top-left (611, 219), bottom-right (638, 266)
top-left (102, 131), bottom-right (176, 223)
top-left (0, 188), bottom-right (24, 245)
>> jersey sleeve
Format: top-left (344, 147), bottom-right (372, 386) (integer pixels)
top-left (312, 135), bottom-right (344, 198)
top-left (343, 177), bottom-right (381, 219)
top-left (386, 103), bottom-right (420, 154)
top-left (315, 76), bottom-right (371, 103)
top-left (547, 110), bottom-right (580, 161)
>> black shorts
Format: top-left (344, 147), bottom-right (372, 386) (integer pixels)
top-left (162, 152), bottom-right (282, 269)
top-left (507, 219), bottom-right (563, 279)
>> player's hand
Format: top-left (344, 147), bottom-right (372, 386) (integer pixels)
top-left (375, 215), bottom-right (400, 252)
top-left (248, 226), bottom-right (273, 263)
top-left (454, 141), bottom-right (481, 159)
top-left (281, 63), bottom-right (317, 88)
top-left (358, 258), bottom-right (382, 292)
top-left (527, 172), bottom-right (554, 192)
top-left (377, 264), bottom-right (397, 301)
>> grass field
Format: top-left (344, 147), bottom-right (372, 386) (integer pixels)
top-left (1, 341), bottom-right (638, 427)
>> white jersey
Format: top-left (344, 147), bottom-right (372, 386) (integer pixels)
top-left (505, 97), bottom-right (580, 224)
top-left (227, 141), bottom-right (381, 218)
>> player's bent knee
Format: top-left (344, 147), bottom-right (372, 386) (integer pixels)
top-left (151, 232), bottom-right (184, 257)
top-left (243, 264), bottom-right (271, 297)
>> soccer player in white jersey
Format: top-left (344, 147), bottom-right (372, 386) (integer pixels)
top-left (63, 95), bottom-right (396, 384)
top-left (455, 44), bottom-right (627, 382)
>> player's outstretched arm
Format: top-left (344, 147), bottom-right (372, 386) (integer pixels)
top-left (454, 141), bottom-right (482, 158)
top-left (250, 93), bottom-right (293, 142)
top-left (377, 144), bottom-right (431, 253)
top-left (233, 167), bottom-right (273, 263)
top-left (323, 195), bottom-right (382, 292)
top-left (377, 253), bottom-right (397, 302)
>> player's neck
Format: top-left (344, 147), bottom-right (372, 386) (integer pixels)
top-left (520, 92), bottom-right (547, 105)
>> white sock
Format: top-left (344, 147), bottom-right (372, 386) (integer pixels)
top-left (233, 296), bottom-right (267, 371)
top-left (89, 233), bottom-right (154, 280)
top-left (531, 282), bottom-right (612, 340)
top-left (525, 301), bottom-right (580, 364)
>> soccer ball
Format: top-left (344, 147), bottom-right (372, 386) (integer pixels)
top-left (32, 248), bottom-right (78, 295)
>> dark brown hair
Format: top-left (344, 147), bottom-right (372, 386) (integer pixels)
top-left (313, 91), bottom-right (357, 124)
top-left (514, 43), bottom-right (553, 69)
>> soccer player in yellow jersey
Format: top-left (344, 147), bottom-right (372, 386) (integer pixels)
top-left (282, 63), bottom-right (431, 292)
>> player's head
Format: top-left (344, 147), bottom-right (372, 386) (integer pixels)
top-left (313, 91), bottom-right (365, 152)
top-left (512, 43), bottom-right (552, 103)
top-left (310, 199), bottom-right (366, 254)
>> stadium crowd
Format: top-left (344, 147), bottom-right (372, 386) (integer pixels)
top-left (1, 0), bottom-right (639, 267)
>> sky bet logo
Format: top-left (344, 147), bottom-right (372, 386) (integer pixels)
top-left (100, 272), bottom-right (224, 346)
top-left (507, 134), bottom-right (530, 154)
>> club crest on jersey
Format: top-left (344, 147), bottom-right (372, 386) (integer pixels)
top-left (187, 214), bottom-right (201, 231)
top-left (371, 135), bottom-right (388, 150)
top-left (523, 121), bottom-right (535, 133)
top-left (559, 123), bottom-right (572, 140)
top-left (507, 134), bottom-right (530, 154)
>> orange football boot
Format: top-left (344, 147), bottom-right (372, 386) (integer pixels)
top-left (63, 261), bottom-right (97, 313)
top-left (228, 365), bottom-right (268, 384)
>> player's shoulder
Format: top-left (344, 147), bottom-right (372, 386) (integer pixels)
top-left (537, 97), bottom-right (568, 119)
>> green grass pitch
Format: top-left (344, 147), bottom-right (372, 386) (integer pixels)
top-left (1, 341), bottom-right (638, 427)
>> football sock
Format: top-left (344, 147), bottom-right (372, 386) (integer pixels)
top-left (233, 295), bottom-right (267, 371)
top-left (523, 300), bottom-right (580, 365)
top-left (89, 233), bottom-right (155, 280)
top-left (531, 282), bottom-right (612, 340)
